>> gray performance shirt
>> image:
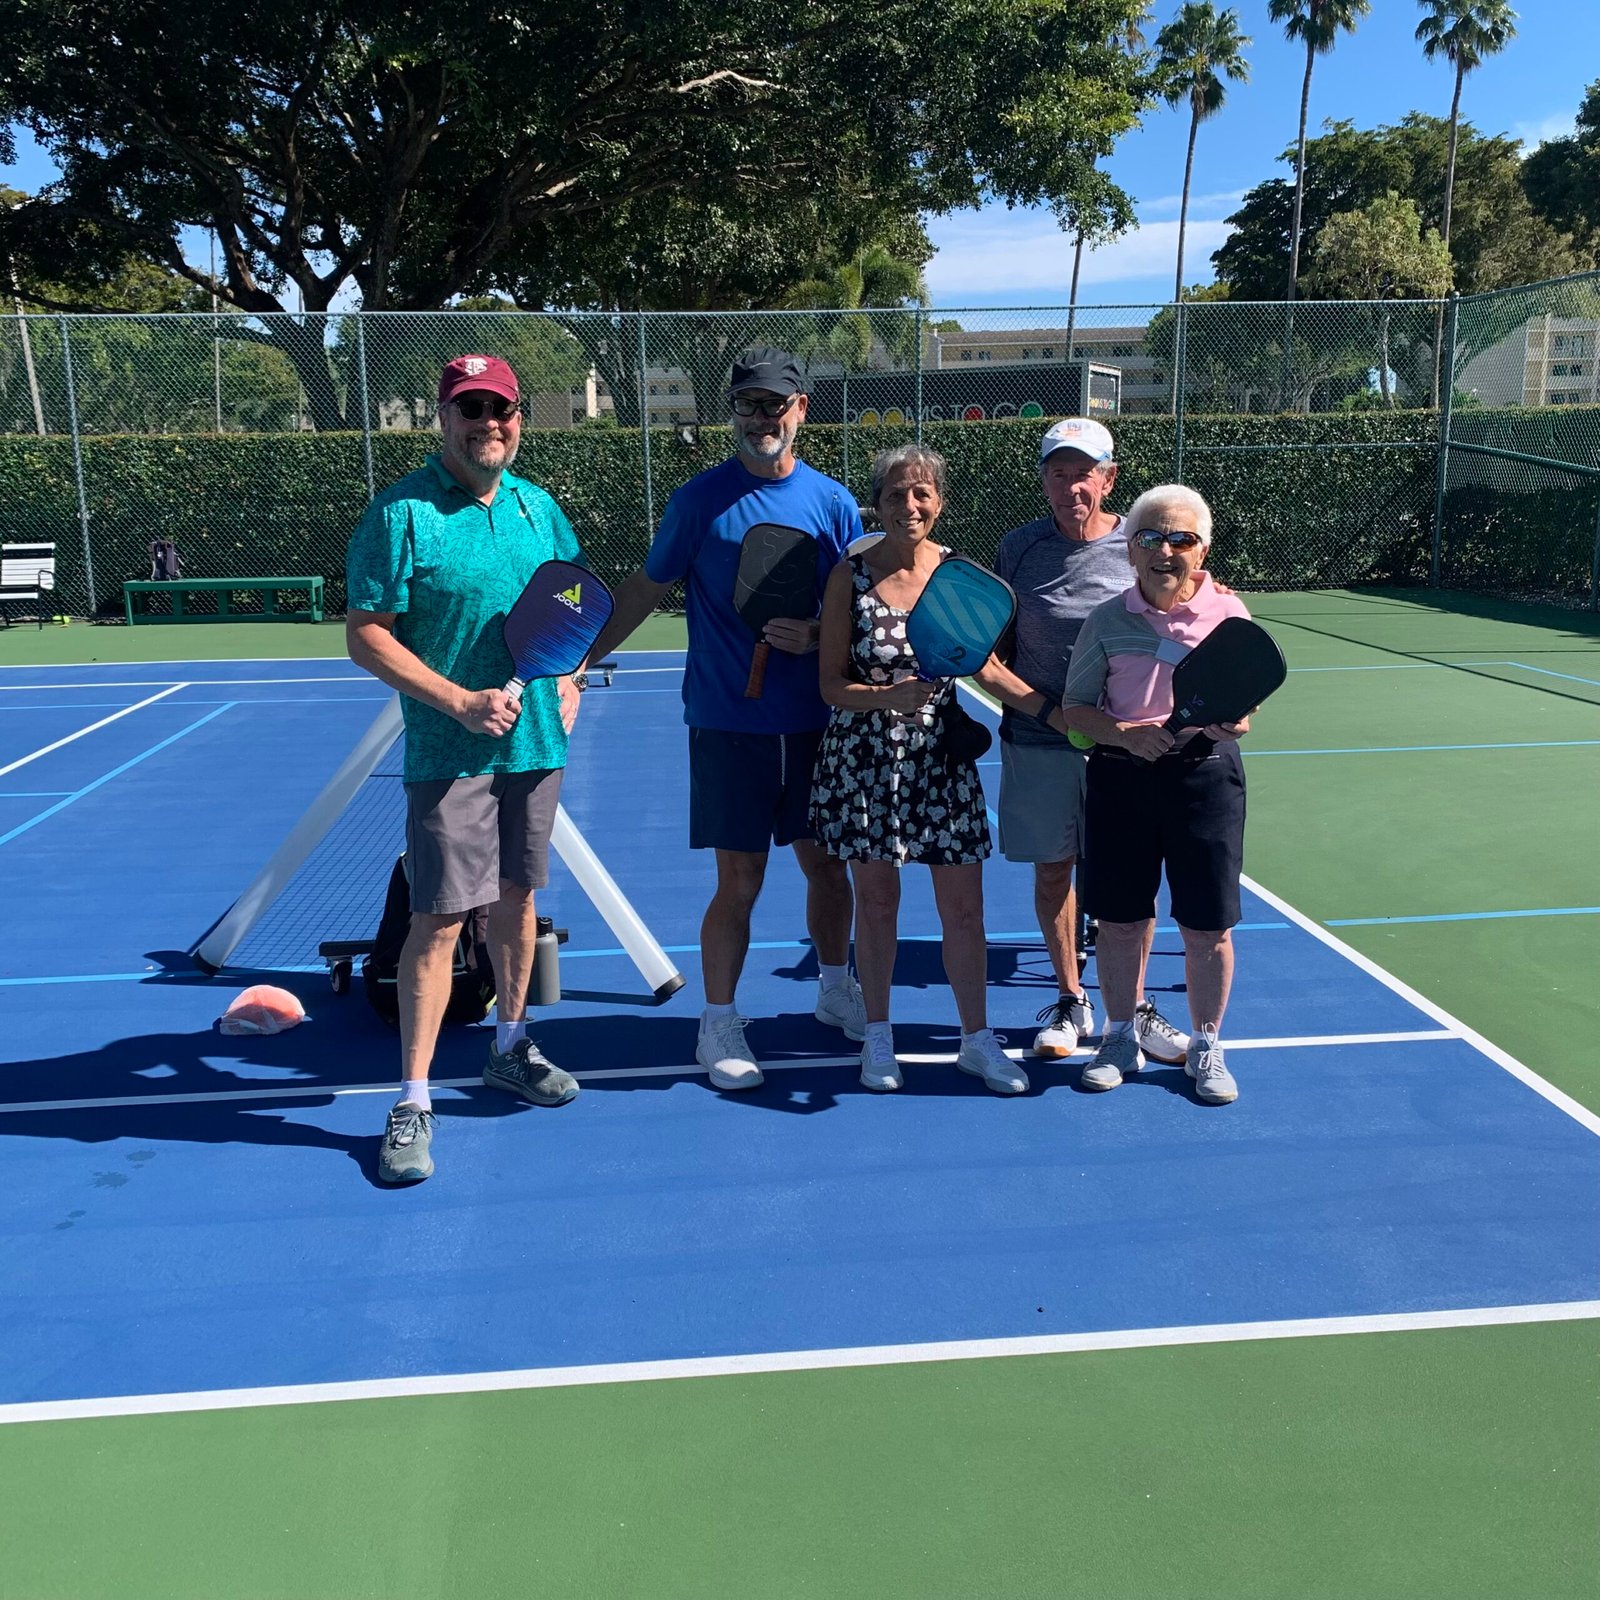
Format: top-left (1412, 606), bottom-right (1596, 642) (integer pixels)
top-left (994, 514), bottom-right (1130, 747)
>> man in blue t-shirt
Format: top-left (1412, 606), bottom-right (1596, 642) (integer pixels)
top-left (582, 348), bottom-right (867, 1089)
top-left (347, 354), bottom-right (587, 1185)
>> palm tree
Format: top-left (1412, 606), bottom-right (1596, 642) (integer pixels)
top-left (1416, 0), bottom-right (1518, 254)
top-left (1417, 0), bottom-right (1516, 405)
top-left (1156, 2), bottom-right (1252, 305)
top-left (780, 243), bottom-right (929, 373)
top-left (1270, 0), bottom-right (1371, 303)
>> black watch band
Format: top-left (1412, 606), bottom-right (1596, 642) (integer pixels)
top-left (1035, 693), bottom-right (1060, 728)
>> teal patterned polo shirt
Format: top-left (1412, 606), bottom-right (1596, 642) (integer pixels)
top-left (345, 455), bottom-right (581, 782)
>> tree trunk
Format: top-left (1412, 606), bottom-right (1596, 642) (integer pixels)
top-left (1066, 228), bottom-right (1085, 356)
top-left (1287, 41), bottom-right (1315, 301)
top-left (1175, 105), bottom-right (1199, 305)
top-left (262, 317), bottom-right (345, 432)
top-left (1442, 62), bottom-right (1464, 248)
top-left (1379, 310), bottom-right (1393, 408)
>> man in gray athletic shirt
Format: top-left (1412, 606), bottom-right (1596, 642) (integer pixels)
top-left (976, 418), bottom-right (1190, 1068)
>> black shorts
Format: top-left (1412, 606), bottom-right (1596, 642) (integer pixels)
top-left (1082, 742), bottom-right (1245, 930)
top-left (688, 727), bottom-right (825, 853)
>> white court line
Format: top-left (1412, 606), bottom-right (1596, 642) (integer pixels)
top-left (0, 1030), bottom-right (1459, 1116)
top-left (4, 1298), bottom-right (1594, 1426)
top-left (1242, 874), bottom-right (1600, 1139)
top-left (0, 684), bottom-right (187, 779)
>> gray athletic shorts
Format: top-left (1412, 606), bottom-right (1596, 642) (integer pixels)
top-left (403, 768), bottom-right (563, 915)
top-left (998, 740), bottom-right (1088, 864)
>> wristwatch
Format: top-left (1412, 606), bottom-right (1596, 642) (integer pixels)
top-left (1034, 692), bottom-right (1061, 729)
top-left (571, 671), bottom-right (589, 692)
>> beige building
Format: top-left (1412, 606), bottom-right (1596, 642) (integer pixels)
top-left (1456, 315), bottom-right (1600, 408)
top-left (924, 324), bottom-right (1161, 413)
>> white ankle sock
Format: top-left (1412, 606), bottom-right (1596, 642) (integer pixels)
top-left (398, 1079), bottom-right (431, 1111)
top-left (495, 1020), bottom-right (527, 1054)
top-left (1105, 1018), bottom-right (1135, 1039)
top-left (818, 963), bottom-right (849, 991)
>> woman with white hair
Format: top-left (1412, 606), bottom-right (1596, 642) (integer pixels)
top-left (1059, 483), bottom-right (1254, 1106)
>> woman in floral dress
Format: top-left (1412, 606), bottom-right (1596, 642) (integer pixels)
top-left (811, 444), bottom-right (1024, 1096)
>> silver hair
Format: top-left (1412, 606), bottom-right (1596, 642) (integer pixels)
top-left (1122, 483), bottom-right (1213, 548)
top-left (870, 443), bottom-right (947, 505)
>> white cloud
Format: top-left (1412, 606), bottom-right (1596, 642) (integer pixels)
top-left (1513, 111), bottom-right (1576, 152)
top-left (924, 206), bottom-right (1235, 304)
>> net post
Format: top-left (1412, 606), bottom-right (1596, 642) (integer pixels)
top-left (1430, 292), bottom-right (1459, 590)
top-left (58, 315), bottom-right (97, 614)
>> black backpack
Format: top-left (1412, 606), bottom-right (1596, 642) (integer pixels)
top-left (361, 855), bottom-right (497, 1028)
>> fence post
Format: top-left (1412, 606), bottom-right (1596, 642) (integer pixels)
top-left (1429, 292), bottom-right (1459, 590)
top-left (1589, 498), bottom-right (1600, 612)
top-left (841, 370), bottom-right (850, 492)
top-left (354, 314), bottom-right (376, 502)
top-left (914, 308), bottom-right (923, 444)
top-left (1172, 300), bottom-right (1188, 482)
top-left (637, 312), bottom-right (655, 535)
top-left (58, 316), bottom-right (98, 615)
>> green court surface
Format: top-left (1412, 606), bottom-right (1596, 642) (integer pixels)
top-left (4, 589), bottom-right (1597, 1599)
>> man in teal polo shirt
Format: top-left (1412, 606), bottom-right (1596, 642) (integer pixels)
top-left (346, 354), bottom-right (584, 1184)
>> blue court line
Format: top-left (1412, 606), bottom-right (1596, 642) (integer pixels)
top-left (1328, 906), bottom-right (1600, 927)
top-left (1499, 661), bottom-right (1600, 689)
top-left (0, 923), bottom-right (1302, 988)
top-left (1244, 739), bottom-right (1600, 756)
top-left (0, 790), bottom-right (73, 798)
top-left (0, 702), bottom-right (160, 711)
top-left (0, 703), bottom-right (235, 848)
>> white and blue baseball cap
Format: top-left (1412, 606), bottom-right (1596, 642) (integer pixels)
top-left (1039, 417), bottom-right (1115, 464)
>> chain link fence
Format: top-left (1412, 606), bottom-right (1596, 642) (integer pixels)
top-left (0, 278), bottom-right (1595, 618)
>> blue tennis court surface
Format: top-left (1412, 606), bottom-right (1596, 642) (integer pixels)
top-left (1, 651), bottom-right (1597, 1414)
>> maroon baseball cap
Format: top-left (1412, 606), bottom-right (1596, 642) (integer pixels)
top-left (438, 355), bottom-right (520, 406)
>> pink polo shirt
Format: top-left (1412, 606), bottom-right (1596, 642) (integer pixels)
top-left (1103, 572), bottom-right (1252, 723)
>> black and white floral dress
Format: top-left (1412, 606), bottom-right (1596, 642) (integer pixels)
top-left (809, 551), bottom-right (992, 866)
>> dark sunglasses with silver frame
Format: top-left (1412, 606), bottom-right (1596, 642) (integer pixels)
top-left (449, 396), bottom-right (524, 422)
top-left (1132, 529), bottom-right (1205, 551)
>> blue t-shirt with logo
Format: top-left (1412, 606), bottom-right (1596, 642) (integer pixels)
top-left (645, 457), bottom-right (864, 733)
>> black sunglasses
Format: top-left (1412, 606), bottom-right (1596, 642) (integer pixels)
top-left (1133, 529), bottom-right (1204, 551)
top-left (450, 396), bottom-right (522, 422)
top-left (729, 393), bottom-right (798, 418)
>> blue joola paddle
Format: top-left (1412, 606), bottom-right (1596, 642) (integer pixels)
top-left (905, 556), bottom-right (1017, 678)
top-left (502, 560), bottom-right (615, 701)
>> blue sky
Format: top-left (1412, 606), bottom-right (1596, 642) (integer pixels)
top-left (3, 0), bottom-right (1596, 314)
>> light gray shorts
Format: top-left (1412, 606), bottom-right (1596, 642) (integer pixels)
top-left (998, 740), bottom-right (1088, 865)
top-left (403, 768), bottom-right (563, 916)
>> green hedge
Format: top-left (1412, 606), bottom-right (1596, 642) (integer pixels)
top-left (3, 406), bottom-right (1588, 617)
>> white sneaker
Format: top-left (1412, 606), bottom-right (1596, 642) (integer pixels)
top-left (815, 975), bottom-right (867, 1041)
top-left (956, 1030), bottom-right (1029, 1095)
top-left (859, 1030), bottom-right (903, 1092)
top-left (1134, 1000), bottom-right (1190, 1064)
top-left (1033, 992), bottom-right (1094, 1058)
top-left (1185, 1025), bottom-right (1239, 1104)
top-left (697, 1014), bottom-right (763, 1091)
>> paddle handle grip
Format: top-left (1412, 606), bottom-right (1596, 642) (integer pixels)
top-left (744, 641), bottom-right (771, 699)
top-left (503, 675), bottom-right (527, 705)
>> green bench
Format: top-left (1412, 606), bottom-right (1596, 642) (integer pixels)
top-left (124, 576), bottom-right (325, 625)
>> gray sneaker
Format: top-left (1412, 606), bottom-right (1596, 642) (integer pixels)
top-left (1185, 1025), bottom-right (1239, 1104)
top-left (1134, 1000), bottom-right (1190, 1064)
top-left (484, 1037), bottom-right (580, 1106)
top-left (1080, 1031), bottom-right (1144, 1092)
top-left (379, 1102), bottom-right (435, 1184)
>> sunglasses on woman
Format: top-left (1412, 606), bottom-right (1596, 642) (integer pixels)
top-left (1133, 529), bottom-right (1204, 551)
top-left (729, 394), bottom-right (798, 419)
top-left (450, 396), bottom-right (522, 422)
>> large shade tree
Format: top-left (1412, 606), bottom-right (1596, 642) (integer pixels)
top-left (0, 0), bottom-right (1154, 430)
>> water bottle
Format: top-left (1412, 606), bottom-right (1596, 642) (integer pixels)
top-left (531, 915), bottom-right (561, 1007)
